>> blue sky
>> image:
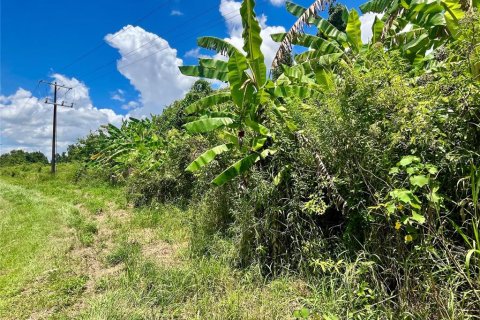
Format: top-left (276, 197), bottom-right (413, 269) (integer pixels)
top-left (1, 0), bottom-right (367, 156)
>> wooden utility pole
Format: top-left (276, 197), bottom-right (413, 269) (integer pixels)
top-left (41, 81), bottom-right (73, 174)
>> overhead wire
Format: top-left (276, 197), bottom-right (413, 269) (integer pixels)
top-left (78, 6), bottom-right (239, 79)
top-left (72, 10), bottom-right (241, 89)
top-left (57, 0), bottom-right (172, 74)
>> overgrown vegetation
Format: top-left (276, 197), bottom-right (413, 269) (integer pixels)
top-left (3, 0), bottom-right (480, 318)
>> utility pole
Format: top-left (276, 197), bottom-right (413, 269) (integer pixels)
top-left (41, 81), bottom-right (74, 174)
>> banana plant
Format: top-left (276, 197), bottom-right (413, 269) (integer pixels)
top-left (360, 0), bottom-right (478, 63)
top-left (271, 1), bottom-right (362, 64)
top-left (272, 0), bottom-right (475, 78)
top-left (179, 0), bottom-right (319, 186)
top-left (91, 118), bottom-right (166, 174)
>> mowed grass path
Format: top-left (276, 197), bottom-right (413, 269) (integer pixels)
top-left (0, 180), bottom-right (77, 318)
top-left (0, 165), bottom-right (334, 319)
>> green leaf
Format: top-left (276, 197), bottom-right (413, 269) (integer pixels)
top-left (313, 17), bottom-right (348, 43)
top-left (199, 59), bottom-right (229, 72)
top-left (286, 1), bottom-right (306, 17)
top-left (197, 36), bottom-right (241, 57)
top-left (346, 9), bottom-right (362, 52)
top-left (212, 154), bottom-right (260, 186)
top-left (411, 211), bottom-right (426, 224)
top-left (389, 167), bottom-right (400, 174)
top-left (314, 68), bottom-right (335, 91)
top-left (270, 33), bottom-right (286, 42)
top-left (228, 51), bottom-right (249, 108)
top-left (273, 165), bottom-right (291, 186)
top-left (372, 16), bottom-right (385, 43)
top-left (442, 0), bottom-right (465, 37)
top-left (398, 155), bottom-right (421, 167)
top-left (184, 117), bottom-right (234, 133)
top-left (286, 2), bottom-right (347, 43)
top-left (185, 92), bottom-right (232, 115)
top-left (251, 137), bottom-right (268, 151)
top-left (241, 0), bottom-right (267, 86)
top-left (465, 249), bottom-right (480, 277)
top-left (410, 175), bottom-right (429, 188)
top-left (390, 189), bottom-right (422, 209)
top-left (245, 117), bottom-right (270, 136)
top-left (359, 0), bottom-right (399, 13)
top-left (293, 34), bottom-right (343, 57)
top-left (179, 66), bottom-right (228, 82)
top-left (425, 164), bottom-right (438, 174)
top-left (403, 33), bottom-right (429, 58)
top-left (186, 144), bottom-right (232, 172)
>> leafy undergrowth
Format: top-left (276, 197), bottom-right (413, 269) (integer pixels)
top-left (1, 164), bottom-right (383, 319)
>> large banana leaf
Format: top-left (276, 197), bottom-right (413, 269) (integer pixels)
top-left (184, 117), bottom-right (234, 133)
top-left (359, 0), bottom-right (399, 13)
top-left (197, 37), bottom-right (241, 57)
top-left (241, 0), bottom-right (267, 86)
top-left (179, 66), bottom-right (228, 82)
top-left (199, 59), bottom-right (229, 72)
top-left (271, 33), bottom-right (286, 42)
top-left (314, 18), bottom-right (348, 43)
top-left (346, 9), bottom-right (362, 52)
top-left (403, 33), bottom-right (429, 57)
top-left (372, 16), bottom-right (385, 43)
top-left (186, 144), bottom-right (233, 172)
top-left (442, 0), bottom-right (465, 37)
top-left (212, 153), bottom-right (260, 186)
top-left (286, 1), bottom-right (307, 17)
top-left (286, 2), bottom-right (347, 43)
top-left (228, 51), bottom-right (250, 108)
top-left (245, 117), bottom-right (271, 136)
top-left (314, 68), bottom-right (335, 91)
top-left (292, 34), bottom-right (343, 60)
top-left (184, 92), bottom-right (232, 115)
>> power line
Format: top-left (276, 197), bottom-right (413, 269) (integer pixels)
top-left (57, 0), bottom-right (172, 74)
top-left (73, 11), bottom-right (241, 88)
top-left (14, 1), bottom-right (172, 110)
top-left (19, 80), bottom-right (41, 110)
top-left (74, 6), bottom-right (237, 82)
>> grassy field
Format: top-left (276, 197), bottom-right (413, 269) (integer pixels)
top-left (1, 164), bottom-right (346, 319)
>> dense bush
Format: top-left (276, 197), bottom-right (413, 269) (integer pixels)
top-left (73, 1), bottom-right (480, 317)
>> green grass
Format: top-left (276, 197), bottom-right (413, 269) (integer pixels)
top-left (0, 180), bottom-right (85, 318)
top-left (0, 164), bottom-right (401, 319)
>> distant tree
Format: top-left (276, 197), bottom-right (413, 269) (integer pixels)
top-left (328, 2), bottom-right (347, 32)
top-left (153, 79), bottom-right (214, 132)
top-left (0, 150), bottom-right (48, 166)
top-left (26, 151), bottom-right (49, 164)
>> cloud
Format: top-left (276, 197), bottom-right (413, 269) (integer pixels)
top-left (111, 89), bottom-right (126, 102)
top-left (184, 47), bottom-right (211, 59)
top-left (359, 12), bottom-right (384, 44)
top-left (105, 25), bottom-right (196, 117)
top-left (170, 10), bottom-right (184, 16)
top-left (269, 0), bottom-right (286, 6)
top-left (218, 0), bottom-right (286, 68)
top-left (121, 101), bottom-right (140, 110)
top-left (0, 74), bottom-right (123, 158)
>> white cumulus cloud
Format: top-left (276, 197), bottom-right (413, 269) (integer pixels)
top-left (105, 26), bottom-right (196, 117)
top-left (218, 0), bottom-right (286, 69)
top-left (0, 74), bottom-right (123, 158)
top-left (360, 12), bottom-right (384, 44)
